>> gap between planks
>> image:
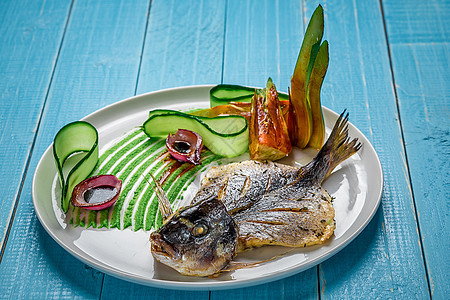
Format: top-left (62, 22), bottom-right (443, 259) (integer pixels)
top-left (0, 0), bottom-right (75, 264)
top-left (378, 0), bottom-right (432, 298)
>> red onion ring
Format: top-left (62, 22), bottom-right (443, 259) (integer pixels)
top-left (70, 175), bottom-right (122, 210)
top-left (166, 129), bottom-right (203, 165)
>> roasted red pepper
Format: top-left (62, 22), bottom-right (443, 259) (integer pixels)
top-left (249, 78), bottom-right (292, 161)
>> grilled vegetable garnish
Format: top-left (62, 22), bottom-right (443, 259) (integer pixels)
top-left (307, 40), bottom-right (329, 149)
top-left (205, 5), bottom-right (329, 151)
top-left (190, 101), bottom-right (289, 122)
top-left (249, 78), bottom-right (292, 161)
top-left (289, 4), bottom-right (326, 148)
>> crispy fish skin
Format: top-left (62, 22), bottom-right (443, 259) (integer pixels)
top-left (193, 160), bottom-right (300, 214)
top-left (234, 180), bottom-right (335, 252)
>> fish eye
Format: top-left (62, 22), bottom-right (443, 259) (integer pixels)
top-left (192, 223), bottom-right (208, 237)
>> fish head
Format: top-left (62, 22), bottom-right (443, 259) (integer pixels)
top-left (150, 197), bottom-right (238, 276)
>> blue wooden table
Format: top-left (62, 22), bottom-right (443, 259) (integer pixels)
top-left (0, 0), bottom-right (448, 298)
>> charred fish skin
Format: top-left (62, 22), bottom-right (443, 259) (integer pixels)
top-left (193, 160), bottom-right (300, 214)
top-left (234, 112), bottom-right (361, 252)
top-left (150, 197), bottom-right (238, 277)
top-left (234, 182), bottom-right (336, 252)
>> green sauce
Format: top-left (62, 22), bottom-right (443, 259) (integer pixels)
top-left (68, 127), bottom-right (223, 231)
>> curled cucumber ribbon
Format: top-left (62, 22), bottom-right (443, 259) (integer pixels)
top-left (53, 121), bottom-right (99, 213)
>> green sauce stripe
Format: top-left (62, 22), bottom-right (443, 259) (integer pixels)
top-left (97, 134), bottom-right (150, 175)
top-left (144, 195), bottom-right (159, 231)
top-left (133, 183), bottom-right (156, 231)
top-left (97, 129), bottom-right (142, 166)
top-left (109, 143), bottom-right (166, 228)
top-left (97, 209), bottom-right (109, 228)
top-left (123, 159), bottom-right (176, 229)
top-left (72, 135), bottom-right (164, 228)
top-left (73, 206), bottom-right (81, 227)
top-left (81, 134), bottom-right (160, 228)
top-left (146, 153), bottom-right (220, 230)
top-left (133, 161), bottom-right (190, 231)
top-left (86, 210), bottom-right (97, 229)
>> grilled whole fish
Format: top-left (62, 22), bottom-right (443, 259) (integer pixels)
top-left (150, 112), bottom-right (361, 276)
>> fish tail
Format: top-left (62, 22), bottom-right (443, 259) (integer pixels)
top-left (303, 110), bottom-right (362, 183)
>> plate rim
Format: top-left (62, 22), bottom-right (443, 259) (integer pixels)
top-left (32, 85), bottom-right (383, 290)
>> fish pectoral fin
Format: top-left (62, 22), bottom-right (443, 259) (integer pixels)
top-left (145, 173), bottom-right (173, 222)
top-left (218, 249), bottom-right (294, 273)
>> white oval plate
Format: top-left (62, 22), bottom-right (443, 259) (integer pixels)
top-left (32, 85), bottom-right (383, 290)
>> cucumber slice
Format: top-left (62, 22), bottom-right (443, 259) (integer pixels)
top-left (210, 84), bottom-right (288, 107)
top-left (143, 110), bottom-right (248, 157)
top-left (53, 121), bottom-right (99, 213)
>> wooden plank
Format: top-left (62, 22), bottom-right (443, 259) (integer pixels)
top-left (101, 278), bottom-right (208, 300)
top-left (382, 0), bottom-right (449, 44)
top-left (136, 0), bottom-right (226, 95)
top-left (302, 0), bottom-right (429, 298)
top-left (0, 0), bottom-right (149, 298)
top-left (0, 0), bottom-right (71, 251)
top-left (383, 0), bottom-right (450, 297)
top-left (390, 43), bottom-right (449, 299)
top-left (214, 0), bottom-right (319, 298)
top-left (99, 0), bottom-right (224, 297)
top-left (221, 0), bottom-right (303, 92)
top-left (211, 272), bottom-right (318, 300)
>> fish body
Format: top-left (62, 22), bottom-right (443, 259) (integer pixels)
top-left (233, 173), bottom-right (335, 252)
top-left (196, 161), bottom-right (335, 252)
top-left (193, 160), bottom-right (300, 214)
top-left (150, 112), bottom-right (361, 276)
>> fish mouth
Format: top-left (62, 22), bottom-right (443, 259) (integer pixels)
top-left (150, 232), bottom-right (179, 260)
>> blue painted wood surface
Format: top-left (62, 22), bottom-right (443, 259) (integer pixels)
top-left (305, 1), bottom-right (429, 298)
top-left (0, 0), bottom-right (72, 252)
top-left (383, 1), bottom-right (450, 298)
top-left (0, 0), bottom-right (448, 299)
